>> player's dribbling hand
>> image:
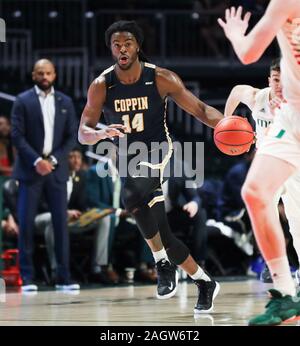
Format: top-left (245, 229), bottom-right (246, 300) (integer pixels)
top-left (218, 6), bottom-right (251, 42)
top-left (91, 124), bottom-right (126, 141)
top-left (104, 124), bottom-right (127, 139)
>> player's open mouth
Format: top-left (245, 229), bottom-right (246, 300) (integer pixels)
top-left (119, 56), bottom-right (129, 65)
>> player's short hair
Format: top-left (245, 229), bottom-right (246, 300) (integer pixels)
top-left (105, 20), bottom-right (144, 48)
top-left (270, 58), bottom-right (281, 73)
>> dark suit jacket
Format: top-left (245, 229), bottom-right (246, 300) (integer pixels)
top-left (168, 176), bottom-right (201, 210)
top-left (11, 87), bottom-right (77, 182)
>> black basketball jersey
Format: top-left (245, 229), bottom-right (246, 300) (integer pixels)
top-left (101, 62), bottom-right (170, 151)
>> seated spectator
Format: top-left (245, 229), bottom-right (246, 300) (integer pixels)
top-left (2, 179), bottom-right (19, 249)
top-left (198, 178), bottom-right (222, 220)
top-left (2, 214), bottom-right (18, 238)
top-left (0, 115), bottom-right (14, 176)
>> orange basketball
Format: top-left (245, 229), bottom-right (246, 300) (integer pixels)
top-left (214, 116), bottom-right (255, 156)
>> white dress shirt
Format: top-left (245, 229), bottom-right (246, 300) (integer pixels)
top-left (35, 85), bottom-right (55, 156)
top-left (67, 173), bottom-right (74, 202)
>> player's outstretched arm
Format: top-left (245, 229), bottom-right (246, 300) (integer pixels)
top-left (156, 68), bottom-right (223, 128)
top-left (78, 76), bottom-right (126, 145)
top-left (218, 1), bottom-right (293, 64)
top-left (225, 85), bottom-right (258, 117)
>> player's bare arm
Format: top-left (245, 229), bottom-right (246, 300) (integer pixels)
top-left (218, 1), bottom-right (294, 64)
top-left (78, 76), bottom-right (126, 145)
top-left (156, 67), bottom-right (223, 128)
top-left (225, 85), bottom-right (259, 117)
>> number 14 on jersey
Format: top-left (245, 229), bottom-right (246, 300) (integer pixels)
top-left (122, 113), bottom-right (144, 133)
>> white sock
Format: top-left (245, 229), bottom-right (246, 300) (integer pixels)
top-left (190, 266), bottom-right (211, 282)
top-left (267, 256), bottom-right (296, 296)
top-left (153, 248), bottom-right (168, 263)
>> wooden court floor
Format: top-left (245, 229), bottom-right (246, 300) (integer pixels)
top-left (0, 278), bottom-right (300, 326)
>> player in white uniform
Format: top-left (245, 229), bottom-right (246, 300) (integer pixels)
top-left (219, 0), bottom-right (300, 325)
top-left (225, 59), bottom-right (300, 284)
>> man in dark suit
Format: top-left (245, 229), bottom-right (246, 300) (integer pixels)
top-left (11, 59), bottom-right (78, 291)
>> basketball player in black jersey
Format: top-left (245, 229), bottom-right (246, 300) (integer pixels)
top-left (78, 21), bottom-right (223, 314)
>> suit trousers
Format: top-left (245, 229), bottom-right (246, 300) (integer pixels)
top-left (18, 173), bottom-right (69, 282)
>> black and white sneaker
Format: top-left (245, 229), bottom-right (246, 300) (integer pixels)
top-left (156, 259), bottom-right (178, 299)
top-left (194, 278), bottom-right (220, 314)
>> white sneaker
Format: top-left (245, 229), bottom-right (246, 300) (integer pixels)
top-left (55, 281), bottom-right (80, 291)
top-left (21, 283), bottom-right (38, 292)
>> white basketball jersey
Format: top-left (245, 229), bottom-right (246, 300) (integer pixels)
top-left (252, 87), bottom-right (275, 148)
top-left (277, 18), bottom-right (300, 112)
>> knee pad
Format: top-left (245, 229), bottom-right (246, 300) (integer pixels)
top-left (166, 236), bottom-right (190, 265)
top-left (122, 185), bottom-right (146, 212)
